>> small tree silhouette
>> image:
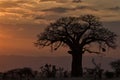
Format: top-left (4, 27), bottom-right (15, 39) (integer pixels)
top-left (40, 64), bottom-right (58, 78)
top-left (35, 14), bottom-right (117, 77)
top-left (58, 67), bottom-right (64, 77)
top-left (110, 60), bottom-right (120, 77)
top-left (92, 58), bottom-right (103, 79)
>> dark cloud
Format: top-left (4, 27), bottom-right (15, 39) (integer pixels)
top-left (75, 6), bottom-right (98, 11)
top-left (39, 0), bottom-right (83, 3)
top-left (34, 5), bottom-right (99, 21)
top-left (42, 7), bottom-right (73, 13)
top-left (34, 13), bottom-right (62, 21)
top-left (42, 5), bottom-right (98, 14)
top-left (39, 0), bottom-right (70, 3)
top-left (72, 0), bottom-right (82, 3)
top-left (108, 6), bottom-right (120, 11)
top-left (40, 0), bottom-right (56, 2)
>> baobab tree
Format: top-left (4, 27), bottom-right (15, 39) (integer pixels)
top-left (35, 14), bottom-right (117, 77)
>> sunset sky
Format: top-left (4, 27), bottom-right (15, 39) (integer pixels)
top-left (0, 0), bottom-right (120, 57)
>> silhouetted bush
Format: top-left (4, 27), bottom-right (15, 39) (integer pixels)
top-left (40, 64), bottom-right (58, 78)
top-left (63, 71), bottom-right (68, 78)
top-left (40, 64), bottom-right (69, 78)
top-left (104, 71), bottom-right (114, 78)
top-left (110, 59), bottom-right (120, 77)
top-left (1, 67), bottom-right (35, 80)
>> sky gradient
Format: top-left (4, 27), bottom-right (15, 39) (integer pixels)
top-left (0, 0), bottom-right (120, 57)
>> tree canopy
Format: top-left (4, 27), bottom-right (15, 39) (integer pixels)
top-left (35, 14), bottom-right (117, 54)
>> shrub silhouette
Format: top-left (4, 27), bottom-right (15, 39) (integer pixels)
top-left (1, 67), bottom-right (34, 80)
top-left (110, 59), bottom-right (120, 77)
top-left (40, 64), bottom-right (57, 78)
top-left (92, 58), bottom-right (104, 79)
top-left (104, 71), bottom-right (114, 79)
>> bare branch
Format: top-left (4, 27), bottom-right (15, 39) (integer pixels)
top-left (54, 41), bottom-right (62, 50)
top-left (83, 48), bottom-right (101, 54)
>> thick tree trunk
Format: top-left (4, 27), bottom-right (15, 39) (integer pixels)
top-left (71, 52), bottom-right (83, 77)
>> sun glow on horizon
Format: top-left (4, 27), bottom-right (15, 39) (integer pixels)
top-left (0, 30), bottom-right (12, 39)
top-left (0, 12), bottom-right (5, 16)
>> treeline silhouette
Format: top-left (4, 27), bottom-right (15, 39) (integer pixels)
top-left (0, 64), bottom-right (69, 80)
top-left (0, 59), bottom-right (120, 80)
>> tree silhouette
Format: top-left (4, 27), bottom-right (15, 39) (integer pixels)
top-left (110, 60), bottom-right (120, 77)
top-left (40, 64), bottom-right (58, 78)
top-left (35, 14), bottom-right (117, 77)
top-left (92, 58), bottom-right (103, 79)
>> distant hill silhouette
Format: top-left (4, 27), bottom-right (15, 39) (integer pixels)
top-left (0, 55), bottom-right (118, 72)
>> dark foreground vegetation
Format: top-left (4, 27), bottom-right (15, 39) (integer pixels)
top-left (0, 59), bottom-right (120, 80)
